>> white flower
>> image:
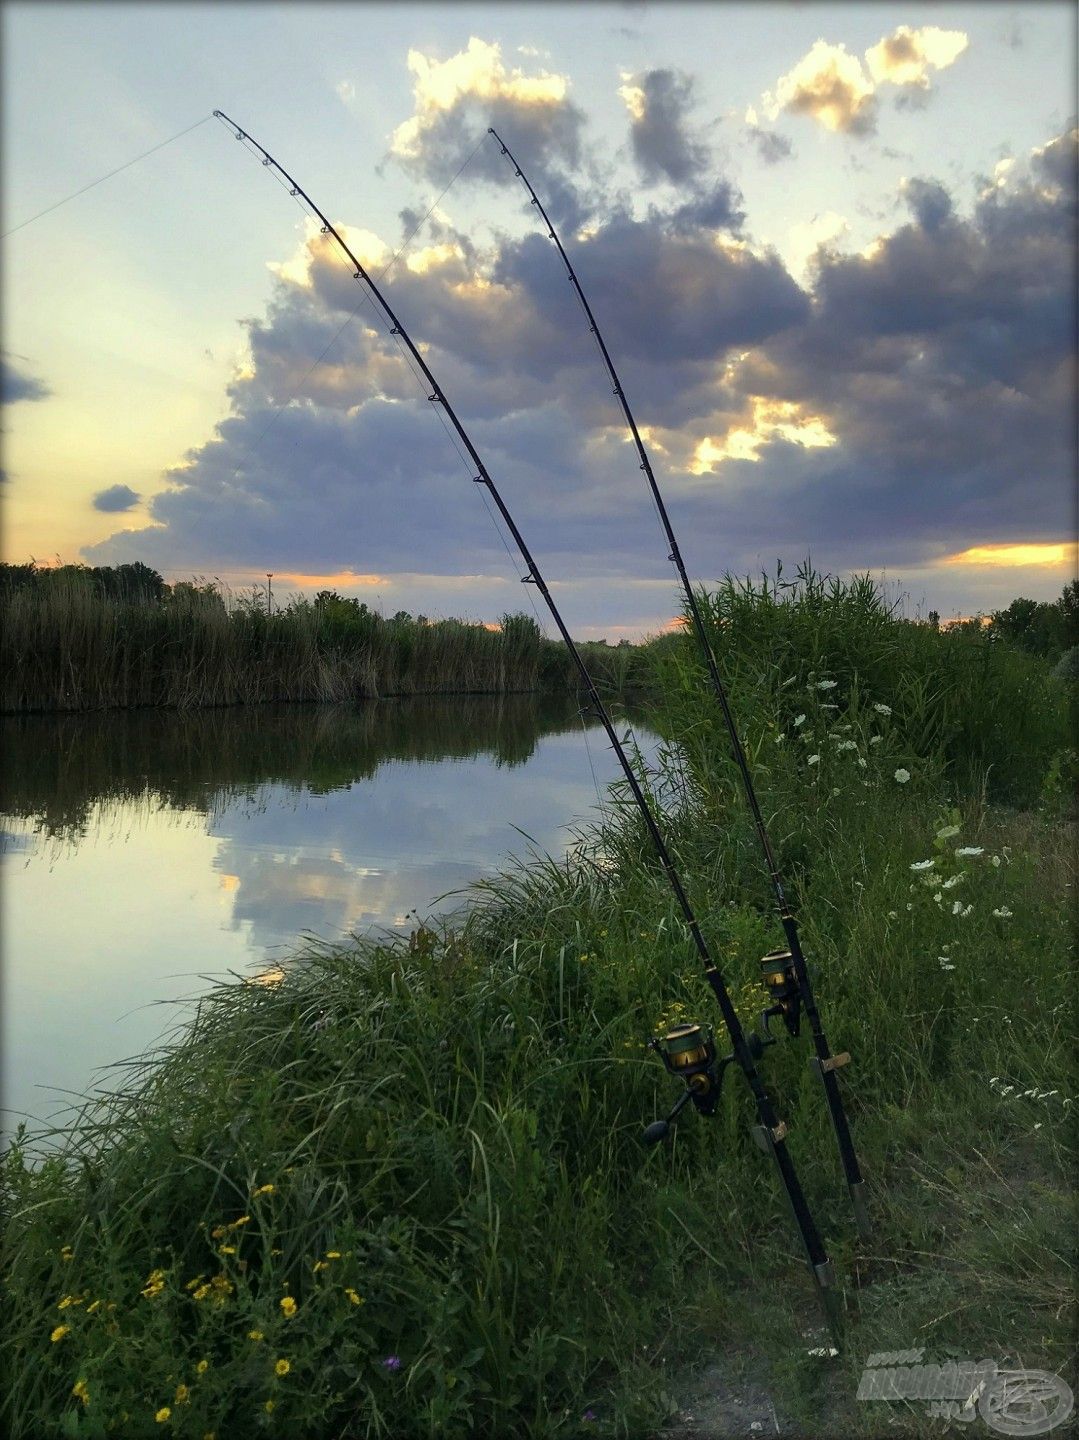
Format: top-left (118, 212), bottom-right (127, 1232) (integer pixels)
top-left (938, 959), bottom-right (956, 971)
top-left (807, 754), bottom-right (820, 765)
top-left (836, 740), bottom-right (857, 752)
top-left (816, 679), bottom-right (838, 690)
top-left (906, 903), bottom-right (913, 911)
top-left (774, 733), bottom-right (785, 743)
top-left (935, 824), bottom-right (961, 841)
top-left (873, 702), bottom-right (892, 715)
top-left (870, 736), bottom-right (882, 746)
top-left (887, 910), bottom-right (898, 919)
top-left (933, 891), bottom-right (943, 904)
top-left (942, 873), bottom-right (965, 889)
top-left (992, 906), bottom-right (1013, 918)
top-left (857, 757), bottom-right (867, 768)
top-left (910, 860), bottom-right (935, 871)
top-left (955, 846), bottom-right (984, 857)
top-left (793, 713), bottom-right (806, 727)
top-left (894, 768), bottom-right (911, 784)
top-left (991, 855), bottom-right (1001, 867)
top-left (832, 786), bottom-right (841, 796)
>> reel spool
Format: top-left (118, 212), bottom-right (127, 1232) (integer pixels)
top-left (642, 1020), bottom-right (769, 1145)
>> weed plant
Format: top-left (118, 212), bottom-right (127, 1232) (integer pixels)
top-left (1, 570), bottom-right (1074, 1437)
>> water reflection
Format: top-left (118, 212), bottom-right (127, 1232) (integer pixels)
top-left (1, 696), bottom-right (655, 1138)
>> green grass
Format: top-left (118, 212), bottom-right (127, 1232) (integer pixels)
top-left (2, 570), bottom-right (1074, 1438)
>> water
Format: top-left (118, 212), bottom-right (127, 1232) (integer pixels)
top-left (1, 696), bottom-right (656, 1140)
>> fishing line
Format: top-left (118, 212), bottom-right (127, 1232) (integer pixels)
top-left (2, 114), bottom-right (214, 239)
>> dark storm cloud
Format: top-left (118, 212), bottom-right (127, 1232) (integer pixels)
top-left (1, 354), bottom-right (50, 404)
top-left (92, 484), bottom-right (140, 513)
top-left (621, 68), bottom-right (709, 186)
top-left (89, 119), bottom-right (1077, 599)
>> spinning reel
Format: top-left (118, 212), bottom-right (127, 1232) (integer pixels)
top-left (642, 949), bottom-right (806, 1145)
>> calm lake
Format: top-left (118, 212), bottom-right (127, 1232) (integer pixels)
top-left (1, 696), bottom-right (657, 1142)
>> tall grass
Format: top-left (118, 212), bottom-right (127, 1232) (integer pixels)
top-left (0, 576), bottom-right (647, 713)
top-left (2, 570), bottom-right (1074, 1438)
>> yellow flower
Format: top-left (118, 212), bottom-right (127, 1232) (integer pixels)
top-left (203, 1433), bottom-right (216, 1440)
top-left (248, 1330), bottom-right (264, 1342)
top-left (210, 1226), bottom-right (227, 1240)
top-left (192, 1284), bottom-right (211, 1302)
top-left (141, 1280), bottom-right (165, 1298)
top-left (86, 1299), bottom-right (102, 1314)
top-left (218, 1245), bottom-right (237, 1256)
top-left (252, 1183), bottom-right (275, 1197)
top-left (175, 1383), bottom-right (190, 1404)
top-left (60, 1245), bottom-right (74, 1262)
top-left (228, 1215), bottom-right (251, 1229)
top-left (264, 1399), bottom-right (275, 1414)
top-left (196, 1359), bottom-right (209, 1375)
top-left (279, 1296), bottom-right (296, 1318)
top-left (325, 1251), bottom-right (341, 1260)
top-left (274, 1358), bottom-right (290, 1376)
top-left (312, 1259), bottom-right (328, 1273)
top-left (50, 1325), bottom-right (70, 1343)
top-left (57, 1294), bottom-right (83, 1310)
top-left (72, 1379), bottom-right (90, 1407)
top-left (185, 1275), bottom-right (205, 1292)
top-left (344, 1288), bottom-right (364, 1307)
top-left (155, 1406), bottom-right (171, 1423)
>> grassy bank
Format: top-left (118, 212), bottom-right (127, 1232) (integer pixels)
top-left (2, 573), bottom-right (1074, 1438)
top-left (0, 571), bottom-right (646, 713)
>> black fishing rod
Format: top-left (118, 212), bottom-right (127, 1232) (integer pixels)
top-left (212, 108), bottom-right (840, 1317)
top-left (488, 127), bottom-right (869, 1240)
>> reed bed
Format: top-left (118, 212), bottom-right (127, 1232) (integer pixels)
top-left (0, 576), bottom-right (645, 714)
top-left (1, 570), bottom-right (1074, 1438)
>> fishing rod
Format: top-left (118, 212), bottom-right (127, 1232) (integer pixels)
top-left (212, 108), bottom-right (840, 1321)
top-left (488, 128), bottom-right (870, 1241)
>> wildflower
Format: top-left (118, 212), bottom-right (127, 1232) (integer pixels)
top-left (175, 1384), bottom-right (190, 1404)
top-left (155, 1408), bottom-right (171, 1423)
top-left (57, 1294), bottom-right (84, 1310)
top-left (252, 1183), bottom-right (275, 1197)
top-left (60, 1245), bottom-right (74, 1261)
top-left (936, 824), bottom-right (961, 841)
top-left (991, 855), bottom-right (1001, 868)
top-left (196, 1359), bottom-right (209, 1375)
top-left (264, 1400), bottom-right (276, 1414)
top-left (382, 1355), bottom-right (402, 1371)
top-left (992, 907), bottom-right (1013, 918)
top-left (793, 713), bottom-right (806, 727)
top-left (325, 1250), bottom-right (341, 1260)
top-left (938, 959), bottom-right (956, 971)
top-left (955, 846), bottom-right (984, 857)
top-left (857, 756), bottom-right (867, 768)
top-left (836, 740), bottom-right (857, 752)
top-left (887, 910), bottom-right (898, 920)
top-left (774, 733), bottom-right (785, 743)
top-left (228, 1215), bottom-right (250, 1229)
top-left (894, 768), bottom-right (911, 784)
top-left (807, 754), bottom-right (820, 765)
top-left (873, 702), bottom-right (892, 715)
top-left (275, 1359), bottom-right (291, 1377)
top-left (816, 679), bottom-right (837, 690)
top-left (50, 1325), bottom-right (70, 1343)
top-left (869, 735), bottom-right (882, 745)
top-left (218, 1245), bottom-right (236, 1256)
top-left (192, 1284), bottom-right (211, 1302)
top-left (280, 1296), bottom-right (297, 1318)
top-left (942, 873), bottom-right (965, 889)
top-left (249, 1330), bottom-right (265, 1342)
top-left (345, 1287), bottom-right (364, 1306)
top-left (910, 860), bottom-right (935, 871)
top-left (951, 901), bottom-right (973, 917)
top-left (583, 1411), bottom-right (597, 1422)
top-left (72, 1379), bottom-right (90, 1407)
top-left (933, 891), bottom-right (943, 904)
top-left (185, 1275), bottom-right (205, 1292)
top-left (312, 1259), bottom-right (329, 1273)
top-left (210, 1226), bottom-right (227, 1240)
top-left (86, 1299), bottom-right (101, 1314)
top-left (578, 953), bottom-right (589, 962)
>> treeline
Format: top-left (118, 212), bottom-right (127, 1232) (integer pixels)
top-left (929, 580), bottom-right (1078, 670)
top-left (0, 562), bottom-right (649, 713)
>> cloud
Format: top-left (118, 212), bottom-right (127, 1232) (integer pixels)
top-left (617, 68), bottom-right (709, 185)
top-left (864, 26), bottom-right (968, 89)
top-left (1, 354), bottom-right (50, 404)
top-left (87, 119), bottom-right (1076, 622)
top-left (764, 41), bottom-right (878, 136)
top-left (764, 27), bottom-right (969, 137)
top-left (92, 484), bottom-right (141, 513)
top-left (389, 37), bottom-right (585, 188)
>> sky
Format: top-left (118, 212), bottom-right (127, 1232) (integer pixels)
top-left (2, 1), bottom-right (1076, 638)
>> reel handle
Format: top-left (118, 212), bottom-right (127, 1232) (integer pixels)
top-left (642, 1085), bottom-right (694, 1145)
